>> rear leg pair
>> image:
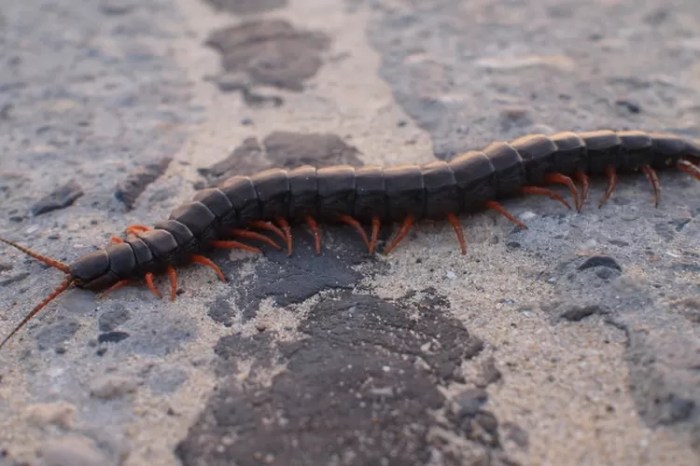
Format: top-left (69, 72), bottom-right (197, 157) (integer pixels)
top-left (354, 157), bottom-right (700, 256)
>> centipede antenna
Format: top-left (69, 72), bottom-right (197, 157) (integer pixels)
top-left (0, 236), bottom-right (71, 273)
top-left (0, 276), bottom-right (74, 350)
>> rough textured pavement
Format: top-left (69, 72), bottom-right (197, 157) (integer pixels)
top-left (0, 0), bottom-right (699, 465)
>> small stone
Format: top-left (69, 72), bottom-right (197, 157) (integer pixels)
top-left (89, 375), bottom-right (139, 399)
top-left (40, 435), bottom-right (108, 466)
top-left (560, 304), bottom-right (603, 322)
top-left (615, 99), bottom-right (641, 114)
top-left (97, 331), bottom-right (129, 344)
top-left (24, 402), bottom-right (76, 428)
top-left (578, 256), bottom-right (622, 272)
top-left (31, 181), bottom-right (83, 216)
top-left (520, 211), bottom-right (537, 221)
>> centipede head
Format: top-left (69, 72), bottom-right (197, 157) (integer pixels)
top-left (0, 236), bottom-right (75, 350)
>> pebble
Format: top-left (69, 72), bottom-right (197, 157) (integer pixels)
top-left (578, 256), bottom-right (622, 272)
top-left (40, 435), bottom-right (108, 466)
top-left (520, 211), bottom-right (537, 221)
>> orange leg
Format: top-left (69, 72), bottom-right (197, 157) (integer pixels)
top-left (484, 200), bottom-right (528, 229)
top-left (678, 159), bottom-right (700, 180)
top-left (211, 240), bottom-right (262, 254)
top-left (599, 165), bottom-right (618, 208)
top-left (100, 279), bottom-right (130, 298)
top-left (338, 214), bottom-right (371, 252)
top-left (446, 213), bottom-right (467, 255)
top-left (641, 164), bottom-right (661, 208)
top-left (166, 265), bottom-right (178, 302)
top-left (304, 215), bottom-right (322, 255)
top-left (544, 173), bottom-right (580, 211)
top-left (248, 220), bottom-right (287, 245)
top-left (574, 170), bottom-right (590, 208)
top-left (144, 272), bottom-right (162, 299)
top-left (520, 186), bottom-right (571, 210)
top-left (369, 216), bottom-right (381, 255)
top-left (383, 215), bottom-right (415, 255)
top-left (126, 224), bottom-right (151, 235)
top-left (110, 236), bottom-right (124, 244)
top-left (191, 254), bottom-right (226, 282)
top-left (276, 217), bottom-right (293, 256)
top-left (231, 229), bottom-right (281, 250)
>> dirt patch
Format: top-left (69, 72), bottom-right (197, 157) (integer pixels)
top-left (198, 131), bottom-right (362, 185)
top-left (176, 290), bottom-right (511, 466)
top-left (206, 19), bottom-right (329, 96)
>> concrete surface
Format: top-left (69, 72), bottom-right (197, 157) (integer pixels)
top-left (0, 0), bottom-right (698, 465)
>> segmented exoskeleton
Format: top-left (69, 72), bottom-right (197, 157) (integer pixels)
top-left (2, 129), bottom-right (699, 348)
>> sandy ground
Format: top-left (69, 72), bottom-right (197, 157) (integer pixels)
top-left (0, 0), bottom-right (698, 465)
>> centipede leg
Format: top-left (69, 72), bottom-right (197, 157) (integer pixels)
top-left (369, 216), bottom-right (381, 255)
top-left (166, 265), bottom-right (178, 302)
top-left (304, 216), bottom-right (322, 255)
top-left (641, 164), bottom-right (661, 208)
top-left (230, 229), bottom-right (281, 250)
top-left (574, 170), bottom-right (590, 208)
top-left (338, 214), bottom-right (371, 252)
top-left (520, 186), bottom-right (571, 210)
top-left (110, 236), bottom-right (124, 244)
top-left (126, 224), bottom-right (151, 235)
top-left (446, 213), bottom-right (467, 255)
top-left (144, 272), bottom-right (162, 299)
top-left (484, 201), bottom-right (528, 229)
top-left (599, 166), bottom-right (618, 208)
top-left (191, 254), bottom-right (226, 281)
top-left (100, 279), bottom-right (130, 298)
top-left (544, 173), bottom-right (580, 211)
top-left (275, 217), bottom-right (293, 256)
top-left (383, 215), bottom-right (415, 255)
top-left (249, 221), bottom-right (287, 246)
top-left (678, 159), bottom-right (700, 180)
top-left (211, 240), bottom-right (263, 254)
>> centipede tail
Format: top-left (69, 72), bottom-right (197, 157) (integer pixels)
top-left (1, 129), bottom-right (699, 348)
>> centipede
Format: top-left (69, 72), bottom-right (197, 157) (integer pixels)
top-left (1, 129), bottom-right (699, 348)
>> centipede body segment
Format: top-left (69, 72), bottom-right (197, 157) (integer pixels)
top-left (1, 129), bottom-right (699, 348)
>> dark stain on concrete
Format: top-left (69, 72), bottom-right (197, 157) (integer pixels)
top-left (114, 157), bottom-right (172, 210)
top-left (204, 0), bottom-right (287, 15)
top-left (215, 228), bottom-right (373, 321)
top-left (198, 131), bottom-right (362, 185)
top-left (176, 290), bottom-right (508, 466)
top-left (206, 19), bottom-right (329, 96)
top-left (31, 180), bottom-right (84, 216)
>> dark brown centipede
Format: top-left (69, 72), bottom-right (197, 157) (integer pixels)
top-left (1, 129), bottom-right (699, 348)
